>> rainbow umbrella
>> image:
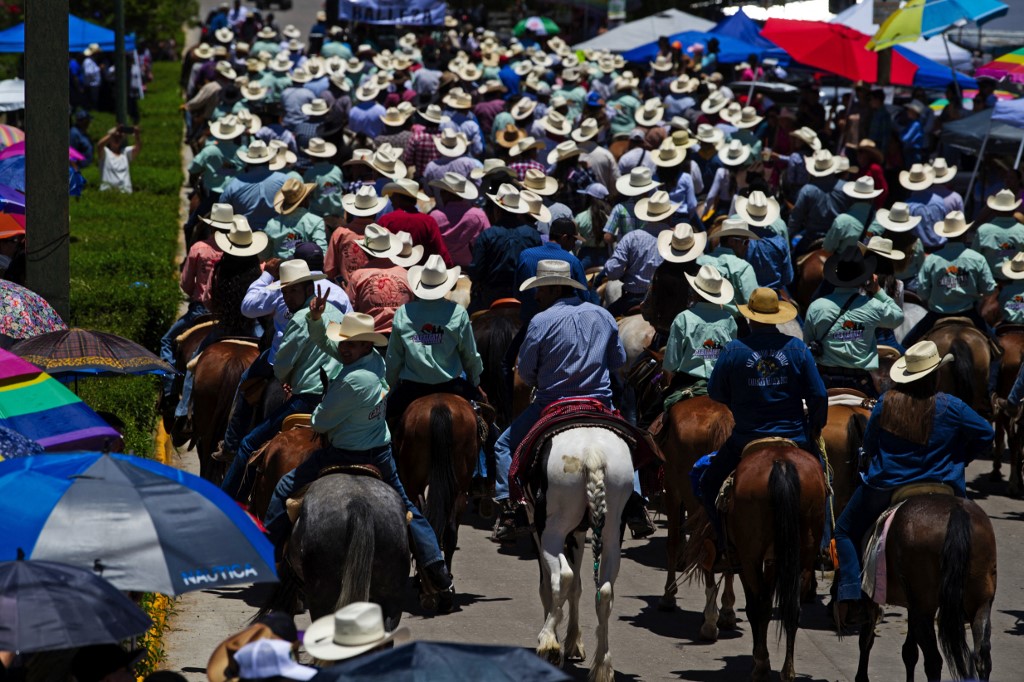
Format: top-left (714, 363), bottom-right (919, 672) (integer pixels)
top-left (867, 0), bottom-right (1008, 50)
top-left (0, 141), bottom-right (85, 163)
top-left (0, 124), bottom-right (24, 148)
top-left (977, 47), bottom-right (1024, 84)
top-left (929, 88), bottom-right (1016, 112)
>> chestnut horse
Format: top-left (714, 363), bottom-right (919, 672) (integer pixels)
top-left (792, 248), bottom-right (827, 314)
top-left (853, 495), bottom-right (997, 682)
top-left (993, 327), bottom-right (1024, 496)
top-left (247, 426), bottom-right (322, 519)
top-left (190, 341), bottom-right (259, 481)
top-left (924, 320), bottom-right (993, 419)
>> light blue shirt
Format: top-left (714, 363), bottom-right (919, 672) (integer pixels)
top-left (604, 223), bottom-right (664, 294)
top-left (219, 167), bottom-right (288, 231)
top-left (348, 101), bottom-right (386, 138)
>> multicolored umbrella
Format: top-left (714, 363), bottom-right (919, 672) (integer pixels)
top-left (0, 124), bottom-right (24, 148)
top-left (0, 280), bottom-right (67, 341)
top-left (0, 349), bottom-right (122, 451)
top-left (0, 184), bottom-right (23, 214)
top-left (868, 0), bottom-right (1008, 50)
top-left (976, 47), bottom-right (1024, 84)
top-left (929, 88), bottom-right (1016, 111)
top-left (11, 328), bottom-right (175, 377)
top-left (0, 212), bottom-right (24, 239)
top-left (513, 16), bottom-right (559, 37)
top-left (0, 141), bottom-right (86, 163)
top-left (0, 452), bottom-right (277, 595)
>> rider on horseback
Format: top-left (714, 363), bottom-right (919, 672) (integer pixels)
top-left (696, 218), bottom-right (759, 312)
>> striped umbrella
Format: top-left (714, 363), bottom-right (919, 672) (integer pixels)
top-left (976, 47), bottom-right (1024, 84)
top-left (0, 124), bottom-right (24, 148)
top-left (11, 328), bottom-right (175, 377)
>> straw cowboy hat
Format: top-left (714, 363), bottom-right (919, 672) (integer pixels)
top-left (408, 254), bottom-right (460, 299)
top-left (266, 259), bottom-right (327, 291)
top-left (511, 98), bottom-right (537, 121)
top-left (651, 138), bottom-right (686, 168)
top-left (733, 106), bottom-right (763, 130)
top-left (614, 72), bottom-right (639, 91)
top-left (193, 43), bottom-right (214, 60)
top-left (256, 26), bottom-right (277, 40)
top-left (370, 145), bottom-right (408, 180)
top-left (235, 109), bottom-right (261, 135)
top-left (456, 63), bottom-right (483, 82)
top-left (470, 158), bottom-right (514, 181)
top-left (443, 88), bottom-right (473, 110)
top-left (875, 202), bottom-right (922, 233)
top-left (634, 190), bottom-right (680, 223)
top-left (269, 54), bottom-right (294, 73)
top-left (719, 102), bottom-right (742, 125)
top-left (325, 314), bottom-right (389, 347)
top-left (215, 61), bottom-right (237, 80)
top-left (301, 98), bottom-right (329, 117)
top-left (520, 259), bottom-right (586, 292)
top-left (686, 263), bottom-right (735, 305)
top-left (214, 216), bottom-right (269, 257)
top-left (1003, 252), bottom-right (1024, 279)
top-left (715, 217), bottom-right (759, 241)
top-left (304, 137), bottom-right (337, 159)
top-left (522, 168), bottom-right (558, 196)
top-left (434, 129), bottom-right (469, 158)
top-left (389, 232), bottom-right (425, 268)
top-left (634, 98), bottom-right (665, 126)
top-left (695, 123), bottom-right (724, 147)
top-left (616, 167), bottom-right (661, 197)
top-left (899, 163), bottom-right (935, 192)
top-left (929, 157), bottom-right (956, 184)
top-left (508, 136), bottom-right (545, 157)
top-left (268, 141), bottom-right (297, 171)
top-left (988, 188), bottom-right (1022, 212)
top-left (701, 90), bottom-right (731, 115)
top-left (418, 103), bottom-right (444, 125)
top-left (934, 210), bottom-right (973, 239)
top-left (843, 175), bottom-right (884, 201)
top-left (805, 149), bottom-right (841, 177)
top-left (669, 75), bottom-right (699, 95)
top-left (383, 178), bottom-right (429, 203)
top-left (356, 224), bottom-right (402, 259)
top-left (488, 183), bottom-right (532, 215)
top-left (282, 24), bottom-right (301, 40)
top-left (478, 79), bottom-right (507, 95)
top-left (241, 80), bottom-right (268, 101)
top-left (718, 139), bottom-right (751, 167)
top-left (202, 203), bottom-right (237, 232)
top-left (495, 123), bottom-right (527, 149)
top-left (547, 140), bottom-right (582, 165)
top-left (671, 128), bottom-right (693, 148)
top-left (738, 287), bottom-right (798, 324)
top-left (540, 110), bottom-right (573, 137)
top-left (210, 115), bottom-right (246, 141)
top-left (342, 185), bottom-right (388, 217)
top-left (791, 126), bottom-right (822, 151)
top-left (571, 118), bottom-right (600, 143)
top-left (657, 223), bottom-right (706, 263)
top-left (734, 191), bottom-right (780, 227)
top-left (890, 340), bottom-right (953, 384)
top-left (289, 67), bottom-right (312, 84)
top-left (379, 107), bottom-right (411, 127)
top-left (520, 190), bottom-right (552, 223)
top-left (237, 140), bottom-right (274, 165)
top-left (650, 54), bottom-right (675, 73)
top-left (355, 82), bottom-right (380, 102)
top-left (847, 138), bottom-right (881, 162)
top-left (824, 246), bottom-right (877, 288)
top-left (512, 60), bottom-right (534, 77)
top-left (430, 171), bottom-right (479, 201)
top-left (866, 235), bottom-right (906, 261)
top-left (274, 178), bottom-right (316, 215)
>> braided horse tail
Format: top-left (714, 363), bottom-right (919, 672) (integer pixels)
top-left (583, 444), bottom-right (608, 588)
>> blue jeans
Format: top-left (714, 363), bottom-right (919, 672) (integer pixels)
top-left (834, 483), bottom-right (893, 601)
top-left (264, 444), bottom-right (444, 569)
top-left (160, 301), bottom-right (208, 397)
top-left (222, 349), bottom-right (274, 453)
top-left (221, 393), bottom-right (322, 502)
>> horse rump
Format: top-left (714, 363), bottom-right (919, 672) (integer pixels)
top-left (768, 459), bottom-right (802, 639)
top-left (938, 501), bottom-right (973, 679)
top-left (949, 337), bottom-right (976, 410)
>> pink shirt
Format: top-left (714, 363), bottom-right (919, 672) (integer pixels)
top-left (430, 201), bottom-right (490, 268)
top-left (347, 266), bottom-right (413, 334)
top-left (180, 237), bottom-right (223, 305)
top-left (324, 216), bottom-right (376, 284)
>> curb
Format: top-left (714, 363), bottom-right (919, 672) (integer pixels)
top-left (137, 422), bottom-right (174, 679)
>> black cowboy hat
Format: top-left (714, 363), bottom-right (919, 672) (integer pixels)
top-left (824, 245), bottom-right (877, 288)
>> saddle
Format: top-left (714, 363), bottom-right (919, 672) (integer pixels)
top-left (284, 464), bottom-right (385, 523)
top-left (174, 318), bottom-right (218, 345)
top-left (827, 387), bottom-right (876, 409)
top-left (931, 316), bottom-right (1003, 359)
top-left (281, 413), bottom-right (311, 432)
top-left (712, 438), bottom-right (800, 513)
top-left (794, 243), bottom-right (826, 268)
top-left (996, 322), bottom-right (1024, 337)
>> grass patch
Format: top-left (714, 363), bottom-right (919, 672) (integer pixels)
top-left (70, 61), bottom-right (185, 457)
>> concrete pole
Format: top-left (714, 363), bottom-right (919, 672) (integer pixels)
top-left (25, 1), bottom-right (70, 321)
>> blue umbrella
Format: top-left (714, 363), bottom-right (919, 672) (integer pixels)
top-left (0, 425), bottom-right (43, 459)
top-left (0, 452), bottom-right (276, 595)
top-left (0, 183), bottom-right (24, 213)
top-left (0, 156), bottom-right (84, 196)
top-left (893, 44), bottom-right (977, 89)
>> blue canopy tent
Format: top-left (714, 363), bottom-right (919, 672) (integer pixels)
top-left (711, 9), bottom-right (789, 65)
top-left (893, 45), bottom-right (977, 90)
top-left (0, 14), bottom-right (136, 53)
top-left (622, 30), bottom-right (765, 65)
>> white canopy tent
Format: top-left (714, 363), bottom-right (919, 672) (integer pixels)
top-left (0, 79), bottom-right (23, 112)
top-left (573, 8), bottom-right (714, 53)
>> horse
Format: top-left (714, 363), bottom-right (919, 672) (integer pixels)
top-left (255, 474), bottom-right (411, 632)
top-left (852, 495), bottom-right (997, 682)
top-left (923, 320), bottom-right (993, 419)
top-left (395, 393), bottom-right (479, 611)
top-left (792, 248), bottom-right (827, 314)
top-left (822, 400), bottom-right (871, 517)
top-left (164, 317), bottom-right (218, 432)
top-left (532, 427), bottom-right (634, 682)
top-left (471, 301), bottom-right (522, 429)
top-left (246, 425), bottom-right (322, 519)
top-left (993, 326), bottom-right (1024, 496)
top-left (446, 275), bottom-right (472, 309)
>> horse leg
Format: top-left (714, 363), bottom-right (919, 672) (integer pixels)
top-left (991, 415), bottom-right (1006, 482)
top-left (659, 485), bottom-right (682, 611)
top-left (745, 580), bottom-right (773, 682)
top-left (563, 530), bottom-right (587, 663)
top-left (1010, 424), bottom-right (1024, 497)
top-left (901, 616), bottom-right (920, 682)
top-left (912, 609), bottom-right (944, 682)
top-left (699, 568), bottom-right (721, 642)
top-left (971, 600), bottom-right (994, 681)
top-left (592, 512), bottom-right (622, 682)
top-left (536, 527), bottom-right (573, 667)
top-left (780, 591), bottom-right (799, 682)
top-left (718, 572), bottom-right (737, 630)
top-left (855, 604), bottom-right (881, 682)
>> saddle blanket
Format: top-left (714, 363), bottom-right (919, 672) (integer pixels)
top-left (861, 500), bottom-right (906, 605)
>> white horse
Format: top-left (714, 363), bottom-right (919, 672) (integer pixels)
top-left (532, 427), bottom-right (633, 682)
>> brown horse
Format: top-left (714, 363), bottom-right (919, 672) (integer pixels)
top-left (471, 301), bottom-right (521, 430)
top-left (396, 393), bottom-right (479, 611)
top-left (993, 327), bottom-right (1024, 495)
top-left (792, 248), bottom-right (827, 314)
top-left (853, 495), bottom-right (997, 682)
top-left (246, 426), bottom-right (322, 519)
top-left (924, 320), bottom-right (993, 419)
top-left (822, 400), bottom-right (872, 517)
top-left (164, 318), bottom-right (217, 432)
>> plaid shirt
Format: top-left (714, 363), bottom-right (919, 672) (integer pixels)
top-left (403, 125), bottom-right (440, 177)
top-left (508, 159), bottom-right (546, 182)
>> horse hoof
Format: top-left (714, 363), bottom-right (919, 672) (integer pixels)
top-left (699, 621), bottom-right (720, 642)
top-left (537, 645), bottom-right (562, 667)
top-left (437, 589), bottom-right (455, 614)
top-left (564, 642), bottom-right (585, 662)
top-left (717, 614), bottom-right (737, 630)
top-left (657, 594), bottom-right (676, 612)
top-left (990, 469), bottom-right (1003, 482)
top-left (419, 593), bottom-right (439, 611)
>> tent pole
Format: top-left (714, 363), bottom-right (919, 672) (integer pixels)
top-left (966, 123), bottom-right (993, 211)
top-left (746, 66), bottom-right (757, 105)
top-left (942, 34), bottom-right (960, 104)
top-left (1015, 136), bottom-right (1024, 169)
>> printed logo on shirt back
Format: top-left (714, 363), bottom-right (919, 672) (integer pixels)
top-left (1010, 295), bottom-right (1024, 312)
top-left (693, 338), bottom-right (723, 361)
top-left (829, 319), bottom-right (865, 342)
top-left (745, 349), bottom-right (790, 387)
top-left (413, 323), bottom-right (444, 345)
top-left (939, 264), bottom-right (970, 291)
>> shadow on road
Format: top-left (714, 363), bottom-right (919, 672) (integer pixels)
top-left (619, 594), bottom-right (744, 643)
top-left (673, 654), bottom-right (833, 681)
top-left (201, 582), bottom-right (273, 608)
top-left (1002, 609), bottom-right (1024, 636)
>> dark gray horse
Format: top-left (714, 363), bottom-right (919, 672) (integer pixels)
top-left (256, 474), bottom-right (410, 630)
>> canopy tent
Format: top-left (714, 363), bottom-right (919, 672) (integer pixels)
top-left (0, 14), bottom-right (136, 54)
top-left (941, 109), bottom-right (1024, 154)
top-left (711, 9), bottom-right (790, 64)
top-left (573, 8), bottom-right (713, 53)
top-left (0, 79), bottom-right (23, 112)
top-left (623, 30), bottom-right (767, 65)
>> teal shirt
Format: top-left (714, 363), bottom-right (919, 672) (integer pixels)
top-left (250, 40), bottom-right (281, 57)
top-left (274, 307), bottom-right (345, 395)
top-left (697, 246), bottom-right (759, 311)
top-left (604, 200), bottom-right (642, 237)
top-left (917, 242), bottom-right (996, 313)
top-left (972, 216), bottom-right (1024, 280)
top-left (303, 162), bottom-right (345, 217)
top-left (311, 346), bottom-right (391, 450)
top-left (320, 41), bottom-right (352, 59)
top-left (804, 287), bottom-right (903, 370)
top-left (385, 299), bottom-right (484, 388)
top-left (663, 302), bottom-right (738, 379)
top-left (188, 141), bottom-right (242, 194)
top-left (764, 216), bottom-right (789, 241)
top-left (609, 93), bottom-right (642, 136)
top-left (999, 280), bottom-right (1024, 323)
top-left (868, 220), bottom-right (925, 281)
top-left (262, 209), bottom-right (328, 258)
top-left (553, 85), bottom-right (586, 121)
top-left (823, 202), bottom-right (870, 254)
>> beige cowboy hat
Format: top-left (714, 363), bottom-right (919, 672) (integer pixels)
top-left (237, 140), bottom-right (274, 165)
top-left (356, 224), bottom-right (402, 259)
top-left (241, 80), bottom-right (268, 101)
top-left (382, 178), bottom-right (429, 203)
top-left (616, 167), bottom-right (661, 197)
top-left (634, 98), bottom-right (665, 127)
top-left (843, 175), bottom-right (884, 201)
top-left (669, 75), bottom-right (699, 95)
top-left (379, 107), bottom-right (411, 127)
top-left (716, 216), bottom-right (759, 241)
top-left (614, 72), bottom-right (639, 92)
top-left (269, 54), bottom-right (294, 73)
top-left (540, 110), bottom-right (572, 137)
top-left (456, 63), bottom-right (483, 82)
top-left (209, 115), bottom-right (246, 141)
top-left (1003, 252), bottom-right (1024, 280)
top-left (657, 223), bottom-right (706, 263)
top-left (323, 56), bottom-right (345, 76)
top-left (389, 231), bottom-right (425, 269)
top-left (805, 149), bottom-right (841, 177)
top-left (495, 123), bottom-right (527, 149)
top-left (398, 32), bottom-right (418, 49)
top-left (214, 26), bottom-right (234, 44)
top-left (274, 178), bottom-right (316, 215)
top-left (686, 263), bottom-right (735, 305)
top-left (301, 98), bottom-right (329, 117)
top-left (289, 67), bottom-right (312, 84)
top-left (329, 72), bottom-right (351, 93)
top-left (487, 183), bottom-right (532, 215)
top-left (443, 88), bottom-right (473, 110)
top-left (701, 90), bottom-right (731, 115)
top-left (791, 126), bottom-right (822, 151)
top-left (634, 190), bottom-right (680, 223)
top-left (734, 191), bottom-right (780, 227)
top-left (571, 117), bottom-right (600, 143)
top-left (202, 203), bottom-right (237, 232)
top-left (510, 98), bottom-right (537, 121)
top-left (266, 259), bottom-right (327, 291)
top-left (355, 82), bottom-right (380, 103)
top-left (695, 123), bottom-right (724, 147)
top-left (547, 140), bottom-right (582, 165)
top-left (370, 145), bottom-right (408, 180)
top-left (719, 102), bottom-right (742, 125)
top-left (325, 314), bottom-right (389, 347)
top-left (470, 158), bottom-right (513, 181)
top-left (342, 185), bottom-right (388, 217)
top-left (650, 54), bottom-right (675, 73)
top-left (987, 188), bottom-right (1022, 212)
top-left (282, 24), bottom-right (301, 40)
top-left (304, 137), bottom-right (337, 159)
top-left (875, 202), bottom-right (922, 233)
top-left (519, 190), bottom-right (552, 223)
top-left (214, 216), bottom-right (269, 257)
top-left (718, 139), bottom-right (751, 167)
top-left (430, 171), bottom-right (479, 201)
top-left (267, 141), bottom-right (297, 172)
top-left (511, 60), bottom-right (534, 77)
top-left (508, 136), bottom-right (544, 157)
top-left (391, 54), bottom-right (415, 73)
top-left (561, 66), bottom-right (582, 83)
top-left (934, 210), bottom-right (973, 239)
top-left (343, 149), bottom-right (374, 170)
top-left (235, 109), bottom-right (261, 135)
top-left (651, 138), bottom-right (686, 168)
top-left (417, 103), bottom-right (443, 125)
top-left (899, 163), bottom-right (935, 192)
top-left (215, 61), bottom-right (237, 80)
top-left (478, 79), bottom-right (507, 95)
top-left (193, 43), bottom-right (213, 60)
top-left (408, 254), bottom-right (460, 299)
top-left (256, 26), bottom-right (277, 40)
top-left (866, 235), bottom-right (906, 261)
top-left (522, 168), bottom-right (558, 196)
top-left (738, 287), bottom-right (798, 324)
top-left (733, 106), bottom-right (763, 130)
top-left (344, 56), bottom-right (366, 74)
top-left (372, 52), bottom-right (393, 71)
top-left (890, 340), bottom-right (953, 384)
top-left (520, 259), bottom-right (586, 292)
top-left (929, 157), bottom-right (956, 184)
top-left (434, 128), bottom-right (469, 158)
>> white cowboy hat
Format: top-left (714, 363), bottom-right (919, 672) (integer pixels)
top-left (267, 141), bottom-right (297, 171)
top-left (282, 24), bottom-right (302, 40)
top-left (520, 190), bottom-right (552, 223)
top-left (429, 171), bottom-right (479, 201)
top-left (508, 136), bottom-right (544, 158)
top-left (370, 145), bottom-right (408, 180)
top-left (719, 102), bottom-right (742, 125)
top-left (790, 126), bottom-right (822, 151)
top-left (213, 26), bottom-right (234, 43)
top-left (522, 168), bottom-right (558, 196)
top-left (933, 210), bottom-right (973, 239)
top-left (700, 90), bottom-right (731, 115)
top-left (241, 80), bottom-right (268, 101)
top-left (546, 140), bottom-right (582, 165)
top-left (695, 123), bottom-right (724, 147)
top-left (304, 137), bottom-right (337, 159)
top-left (866, 235), bottom-right (906, 261)
top-left (487, 183), bottom-right (532, 215)
top-left (875, 202), bottom-right (922, 233)
top-left (478, 79), bottom-right (507, 95)
top-left (356, 223), bottom-right (402, 259)
top-left (443, 88), bottom-right (473, 110)
top-left (715, 216), bottom-right (759, 241)
top-left (214, 216), bottom-right (269, 257)
top-left (256, 26), bottom-right (277, 40)
top-left (325, 314), bottom-right (389, 347)
top-left (469, 158), bottom-right (512, 181)
top-left (355, 82), bottom-right (380, 102)
top-left (237, 140), bottom-right (274, 165)
top-left (510, 98), bottom-right (537, 121)
top-left (540, 110), bottom-right (572, 137)
top-left (417, 103), bottom-right (443, 125)
top-left (215, 60), bottom-right (237, 80)
top-left (389, 231), bottom-right (425, 268)
top-left (408, 254), bottom-right (460, 299)
top-left (657, 223), bottom-right (706, 263)
top-left (614, 73), bottom-right (638, 92)
top-left (615, 167), bottom-right (661, 197)
top-left (650, 54), bottom-right (674, 73)
top-left (209, 115), bottom-right (246, 141)
top-left (571, 117), bottom-right (600, 143)
top-left (383, 178), bottom-right (429, 203)
top-left (201, 203), bottom-right (237, 231)
top-left (434, 128), bottom-right (469, 157)
top-left (511, 60), bottom-right (534, 77)
top-left (987, 188), bottom-right (1022, 212)
top-left (899, 163), bottom-right (935, 192)
top-left (651, 138), bottom-right (686, 168)
top-left (266, 259), bottom-right (327, 290)
top-left (890, 340), bottom-right (953, 384)
top-left (1003, 252), bottom-right (1024, 280)
top-left (843, 175), bottom-right (884, 200)
top-left (805, 149), bottom-right (840, 177)
top-left (685, 263), bottom-right (735, 305)
top-left (235, 640), bottom-right (316, 681)
top-left (669, 75), bottom-right (699, 95)
top-left (634, 190), bottom-right (680, 223)
top-left (193, 43), bottom-right (213, 60)
top-left (235, 109), bottom-right (261, 135)
top-left (269, 54), bottom-right (294, 73)
top-left (456, 63), bottom-right (483, 82)
top-left (634, 98), bottom-right (665, 127)
top-left (301, 98), bottom-right (330, 117)
top-left (718, 139), bottom-right (751, 167)
top-left (290, 67), bottom-right (312, 84)
top-left (929, 157), bottom-right (956, 184)
top-left (520, 259), bottom-right (586, 292)
top-left (734, 191), bottom-right (780, 227)
top-left (733, 106), bottom-right (763, 130)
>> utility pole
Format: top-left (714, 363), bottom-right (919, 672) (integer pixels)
top-left (25, 2), bottom-right (70, 321)
top-left (115, 0), bottom-right (127, 124)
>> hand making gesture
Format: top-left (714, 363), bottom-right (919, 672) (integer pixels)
top-left (308, 284), bottom-right (328, 321)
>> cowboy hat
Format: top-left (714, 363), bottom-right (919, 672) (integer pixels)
top-left (389, 231), bottom-right (425, 268)
top-left (686, 263), bottom-right (735, 305)
top-left (430, 171), bottom-right (479, 201)
top-left (408, 254), bottom-right (460, 299)
top-left (520, 190), bottom-right (552, 223)
top-left (651, 138), bottom-right (686, 168)
top-left (342, 185), bottom-right (388, 217)
top-left (215, 216), bottom-right (269, 257)
top-left (370, 145), bottom-right (408, 180)
top-left (488, 183), bottom-right (532, 215)
top-left (418, 103), bottom-right (443, 125)
top-left (510, 98), bottom-right (537, 121)
top-left (847, 138), bottom-right (881, 162)
top-left (256, 26), bottom-right (277, 40)
top-left (874, 202), bottom-right (922, 233)
top-left (671, 127), bottom-right (693, 149)
top-left (215, 61), bottom-right (237, 80)
top-left (282, 24), bottom-right (301, 40)
top-left (274, 178), bottom-right (316, 215)
top-left (266, 259), bottom-right (326, 291)
top-left (356, 224), bottom-right (402, 259)
top-left (1003, 252), bottom-right (1024, 280)
top-left (669, 75), bottom-right (699, 95)
top-left (734, 191), bottom-right (780, 227)
top-left (522, 168), bottom-right (558, 196)
top-left (738, 287), bottom-right (798, 324)
top-left (478, 79), bottom-right (507, 95)
top-left (520, 259), bottom-right (586, 292)
top-left (289, 67), bottom-right (312, 84)
top-left (193, 43), bottom-right (213, 60)
top-left (933, 210), bottom-right (973, 239)
top-left (890, 340), bottom-right (953, 384)
top-left (987, 188), bottom-right (1022, 212)
top-left (634, 98), bottom-right (665, 127)
top-left (719, 102), bottom-right (742, 125)
top-left (209, 115), bottom-right (246, 141)
top-left (843, 176), bottom-right (884, 201)
top-left (791, 126), bottom-right (822, 151)
top-left (235, 109), bottom-right (261, 135)
top-left (495, 123), bottom-right (527, 149)
top-left (733, 106), bottom-right (763, 130)
top-left (866, 235), bottom-right (906, 261)
top-left (304, 137), bottom-right (337, 159)
top-left (267, 141), bottom-right (296, 171)
top-left (325, 314), bottom-right (389, 347)
top-left (434, 128), bottom-right (469, 157)
top-left (508, 136), bottom-right (544, 157)
top-left (718, 139), bottom-right (751, 167)
top-left (634, 190), bottom-right (680, 223)
top-left (929, 157), bottom-right (956, 184)
top-left (511, 60), bottom-right (534, 77)
top-left (695, 123), bottom-right (724, 147)
top-left (355, 82), bottom-right (380, 102)
top-left (700, 90), bottom-right (731, 115)
top-left (470, 158), bottom-right (514, 181)
top-left (379, 107), bottom-right (411, 127)
top-left (300, 98), bottom-right (329, 117)
top-left (805, 149), bottom-right (840, 177)
top-left (614, 73), bottom-right (639, 92)
top-left (657, 223), bottom-right (706, 263)
top-left (616, 167), bottom-right (661, 197)
top-left (206, 622), bottom-right (286, 682)
top-left (571, 118), bottom-right (600, 143)
top-left (234, 640), bottom-right (316, 682)
top-left (443, 88), bottom-right (473, 110)
top-left (269, 54), bottom-right (294, 73)
top-left (202, 203), bottom-right (238, 232)
top-left (456, 63), bottom-right (483, 82)
top-left (650, 54), bottom-right (675, 73)
top-left (540, 110), bottom-right (572, 137)
top-left (824, 245), bottom-right (877, 288)
top-left (715, 217), bottom-right (759, 241)
top-left (382, 178), bottom-right (429, 204)
top-left (547, 140), bottom-right (582, 165)
top-left (241, 80), bottom-right (268, 101)
top-left (899, 163), bottom-right (935, 192)
top-left (236, 140), bottom-right (274, 165)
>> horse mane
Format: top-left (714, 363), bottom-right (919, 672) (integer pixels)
top-left (948, 336), bottom-right (976, 410)
top-left (472, 309), bottom-right (521, 428)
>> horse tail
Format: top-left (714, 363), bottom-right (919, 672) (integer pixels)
top-left (768, 458), bottom-right (802, 639)
top-left (950, 337), bottom-right (976, 409)
top-left (337, 496), bottom-right (376, 607)
top-left (846, 410), bottom-right (868, 453)
top-left (425, 403), bottom-right (457, 551)
top-left (583, 445), bottom-right (607, 589)
top-left (253, 556), bottom-right (301, 623)
top-left (938, 502), bottom-right (973, 679)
